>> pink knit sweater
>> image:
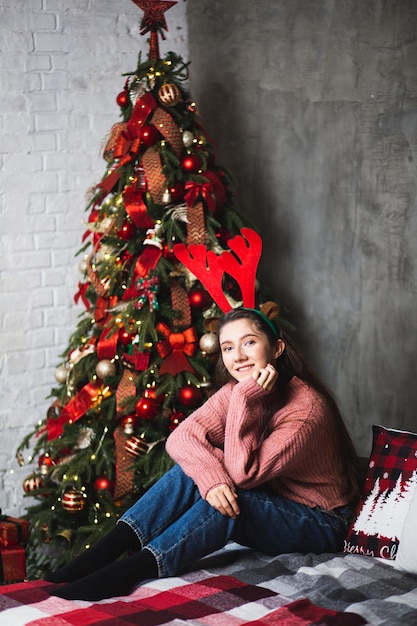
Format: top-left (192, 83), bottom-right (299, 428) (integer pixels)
top-left (166, 376), bottom-right (348, 511)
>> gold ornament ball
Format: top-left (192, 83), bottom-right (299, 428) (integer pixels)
top-left (96, 359), bottom-right (116, 378)
top-left (158, 83), bottom-right (181, 106)
top-left (61, 489), bottom-right (85, 513)
top-left (199, 332), bottom-right (220, 354)
top-left (54, 365), bottom-right (68, 384)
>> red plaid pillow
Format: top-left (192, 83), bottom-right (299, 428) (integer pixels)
top-left (344, 425), bottom-right (417, 560)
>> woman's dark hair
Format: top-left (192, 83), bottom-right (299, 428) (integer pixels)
top-left (216, 307), bottom-right (362, 506)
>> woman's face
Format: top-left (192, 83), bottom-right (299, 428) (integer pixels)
top-left (219, 318), bottom-right (283, 383)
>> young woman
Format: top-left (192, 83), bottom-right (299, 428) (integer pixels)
top-left (47, 307), bottom-right (360, 601)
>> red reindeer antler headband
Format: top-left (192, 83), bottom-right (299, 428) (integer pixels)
top-left (172, 227), bottom-right (262, 313)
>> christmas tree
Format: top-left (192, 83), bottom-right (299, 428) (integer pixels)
top-left (17, 1), bottom-right (284, 579)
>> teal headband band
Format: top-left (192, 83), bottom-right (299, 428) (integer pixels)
top-left (242, 308), bottom-right (280, 339)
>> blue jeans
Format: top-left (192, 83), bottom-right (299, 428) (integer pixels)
top-left (120, 464), bottom-right (353, 578)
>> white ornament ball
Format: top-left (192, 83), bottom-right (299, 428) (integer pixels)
top-left (95, 243), bottom-right (114, 262)
top-left (96, 216), bottom-right (115, 233)
top-left (182, 130), bottom-right (194, 148)
top-left (199, 332), bottom-right (220, 354)
top-left (78, 256), bottom-right (88, 273)
top-left (96, 359), bottom-right (116, 378)
top-left (54, 365), bottom-right (68, 384)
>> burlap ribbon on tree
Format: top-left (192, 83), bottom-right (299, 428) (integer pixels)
top-left (152, 107), bottom-right (183, 155)
top-left (142, 148), bottom-right (166, 205)
top-left (170, 280), bottom-right (191, 327)
top-left (142, 107), bottom-right (183, 205)
top-left (116, 369), bottom-right (139, 416)
top-left (186, 201), bottom-right (206, 245)
top-left (113, 425), bottom-right (135, 499)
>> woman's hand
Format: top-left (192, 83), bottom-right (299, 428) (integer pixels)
top-left (252, 363), bottom-right (278, 390)
top-left (206, 484), bottom-right (240, 518)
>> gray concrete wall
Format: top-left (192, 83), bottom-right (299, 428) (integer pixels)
top-left (1, 1), bottom-right (416, 518)
top-left (187, 0), bottom-right (417, 455)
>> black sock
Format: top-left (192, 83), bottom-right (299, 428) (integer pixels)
top-left (49, 548), bottom-right (158, 601)
top-left (45, 522), bottom-right (140, 583)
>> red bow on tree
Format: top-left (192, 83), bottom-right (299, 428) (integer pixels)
top-left (156, 323), bottom-right (198, 375)
top-left (184, 181), bottom-right (216, 213)
top-left (98, 92), bottom-right (157, 197)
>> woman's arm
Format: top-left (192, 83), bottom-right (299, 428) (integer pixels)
top-left (165, 384), bottom-right (236, 497)
top-left (223, 377), bottom-right (328, 489)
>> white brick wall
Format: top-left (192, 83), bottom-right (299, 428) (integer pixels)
top-left (0, 0), bottom-right (188, 516)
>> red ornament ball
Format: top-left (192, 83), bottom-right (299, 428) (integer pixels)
top-left (61, 489), bottom-right (85, 513)
top-left (23, 473), bottom-right (42, 494)
top-left (117, 221), bottom-right (136, 241)
top-left (169, 181), bottom-right (185, 203)
top-left (135, 395), bottom-right (159, 420)
top-left (146, 386), bottom-right (163, 406)
top-left (93, 476), bottom-right (114, 492)
top-left (181, 153), bottom-right (202, 173)
top-left (125, 435), bottom-right (149, 457)
top-left (139, 124), bottom-right (160, 146)
top-left (178, 384), bottom-right (202, 408)
top-left (120, 414), bottom-right (138, 435)
top-left (168, 410), bottom-right (187, 431)
top-left (119, 329), bottom-right (136, 346)
top-left (189, 287), bottom-right (212, 311)
top-left (116, 90), bottom-right (129, 109)
top-left (38, 453), bottom-right (54, 476)
top-left (38, 453), bottom-right (53, 468)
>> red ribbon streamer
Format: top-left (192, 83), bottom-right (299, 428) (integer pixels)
top-left (156, 323), bottom-right (198, 375)
top-left (39, 382), bottom-right (101, 441)
top-left (94, 296), bottom-right (112, 324)
top-left (122, 185), bottom-right (154, 229)
top-left (127, 92), bottom-right (158, 138)
top-left (134, 245), bottom-right (162, 278)
top-left (74, 282), bottom-right (90, 311)
top-left (97, 326), bottom-right (119, 360)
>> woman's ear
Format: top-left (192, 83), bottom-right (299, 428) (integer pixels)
top-left (274, 339), bottom-right (285, 359)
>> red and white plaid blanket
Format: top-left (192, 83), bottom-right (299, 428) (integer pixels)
top-left (0, 575), bottom-right (366, 626)
top-left (1, 548), bottom-right (416, 625)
